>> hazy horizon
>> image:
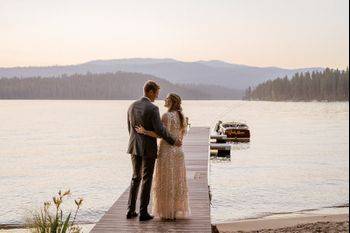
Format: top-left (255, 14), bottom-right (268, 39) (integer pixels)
top-left (1, 0), bottom-right (349, 69)
top-left (0, 57), bottom-right (330, 70)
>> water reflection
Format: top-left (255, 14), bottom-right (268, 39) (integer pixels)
top-left (210, 141), bottom-right (251, 160)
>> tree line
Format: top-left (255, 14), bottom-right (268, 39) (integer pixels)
top-left (244, 68), bottom-right (349, 101)
top-left (0, 72), bottom-right (244, 100)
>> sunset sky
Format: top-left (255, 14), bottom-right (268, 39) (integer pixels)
top-left (0, 0), bottom-right (348, 69)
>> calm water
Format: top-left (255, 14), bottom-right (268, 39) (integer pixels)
top-left (0, 100), bottom-right (348, 225)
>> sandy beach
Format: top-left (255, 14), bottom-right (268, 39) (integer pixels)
top-left (214, 207), bottom-right (349, 233)
top-left (1, 207), bottom-right (348, 233)
top-left (0, 224), bottom-right (95, 233)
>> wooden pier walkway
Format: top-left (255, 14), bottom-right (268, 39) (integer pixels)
top-left (91, 127), bottom-right (211, 233)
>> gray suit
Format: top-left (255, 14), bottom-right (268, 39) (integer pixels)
top-left (127, 97), bottom-right (175, 158)
top-left (127, 97), bottom-right (175, 215)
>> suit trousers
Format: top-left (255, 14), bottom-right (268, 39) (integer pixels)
top-left (127, 154), bottom-right (156, 215)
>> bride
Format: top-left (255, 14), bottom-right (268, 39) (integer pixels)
top-left (135, 93), bottom-right (190, 220)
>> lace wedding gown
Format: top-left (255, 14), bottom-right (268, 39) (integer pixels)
top-left (152, 111), bottom-right (190, 219)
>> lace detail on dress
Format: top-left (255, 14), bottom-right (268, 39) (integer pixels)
top-left (152, 112), bottom-right (190, 219)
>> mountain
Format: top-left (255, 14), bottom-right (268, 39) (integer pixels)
top-left (0, 72), bottom-right (244, 100)
top-left (0, 58), bottom-right (323, 89)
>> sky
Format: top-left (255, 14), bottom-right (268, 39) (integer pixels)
top-left (0, 0), bottom-right (348, 69)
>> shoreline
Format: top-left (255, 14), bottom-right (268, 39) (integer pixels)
top-left (215, 207), bottom-right (349, 233)
top-left (1, 206), bottom-right (348, 232)
top-left (213, 204), bottom-right (349, 224)
top-left (215, 214), bottom-right (348, 233)
top-left (0, 224), bottom-right (95, 233)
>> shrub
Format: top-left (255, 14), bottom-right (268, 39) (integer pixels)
top-left (25, 190), bottom-right (84, 233)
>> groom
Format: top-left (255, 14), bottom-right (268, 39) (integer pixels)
top-left (126, 80), bottom-right (182, 221)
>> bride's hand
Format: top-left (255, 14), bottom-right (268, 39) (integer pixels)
top-left (135, 125), bottom-right (146, 134)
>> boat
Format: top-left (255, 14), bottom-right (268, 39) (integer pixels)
top-left (213, 120), bottom-right (250, 142)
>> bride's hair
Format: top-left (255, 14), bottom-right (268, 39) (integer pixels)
top-left (168, 93), bottom-right (185, 129)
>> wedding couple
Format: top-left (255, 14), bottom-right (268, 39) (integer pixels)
top-left (126, 80), bottom-right (190, 221)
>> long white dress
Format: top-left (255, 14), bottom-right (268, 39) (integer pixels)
top-left (152, 111), bottom-right (190, 219)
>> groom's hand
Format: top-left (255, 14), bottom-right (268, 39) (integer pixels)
top-left (174, 139), bottom-right (182, 147)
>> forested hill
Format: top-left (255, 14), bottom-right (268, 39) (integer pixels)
top-left (0, 72), bottom-right (244, 100)
top-left (244, 68), bottom-right (349, 101)
top-left (0, 58), bottom-right (323, 89)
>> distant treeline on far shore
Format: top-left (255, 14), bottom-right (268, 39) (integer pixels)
top-left (0, 72), bottom-right (244, 100)
top-left (244, 68), bottom-right (349, 101)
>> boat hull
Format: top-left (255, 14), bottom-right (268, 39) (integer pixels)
top-left (224, 129), bottom-right (250, 139)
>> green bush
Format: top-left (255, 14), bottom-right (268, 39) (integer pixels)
top-left (25, 190), bottom-right (84, 233)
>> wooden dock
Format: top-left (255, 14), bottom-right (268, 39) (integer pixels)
top-left (90, 127), bottom-right (211, 233)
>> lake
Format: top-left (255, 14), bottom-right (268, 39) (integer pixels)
top-left (0, 100), bottom-right (348, 226)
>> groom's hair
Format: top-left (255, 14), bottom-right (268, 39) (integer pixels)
top-left (144, 80), bottom-right (160, 94)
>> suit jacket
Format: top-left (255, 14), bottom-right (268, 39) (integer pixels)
top-left (127, 97), bottom-right (176, 158)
